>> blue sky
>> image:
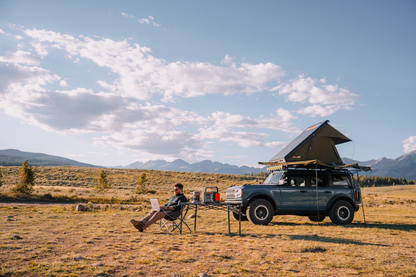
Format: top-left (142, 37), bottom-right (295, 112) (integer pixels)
top-left (0, 0), bottom-right (415, 167)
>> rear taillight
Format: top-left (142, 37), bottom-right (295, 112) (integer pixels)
top-left (355, 191), bottom-right (360, 201)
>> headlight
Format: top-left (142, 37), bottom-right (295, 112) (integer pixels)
top-left (234, 189), bottom-right (243, 198)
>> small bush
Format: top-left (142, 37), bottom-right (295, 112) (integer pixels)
top-left (95, 169), bottom-right (111, 192)
top-left (12, 160), bottom-right (35, 194)
top-left (133, 173), bottom-right (148, 194)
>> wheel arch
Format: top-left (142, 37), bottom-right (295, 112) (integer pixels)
top-left (248, 194), bottom-right (277, 212)
top-left (327, 195), bottom-right (355, 210)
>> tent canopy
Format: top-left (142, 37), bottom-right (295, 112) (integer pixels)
top-left (264, 120), bottom-right (351, 165)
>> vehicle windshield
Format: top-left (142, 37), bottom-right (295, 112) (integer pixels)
top-left (263, 172), bottom-right (283, 184)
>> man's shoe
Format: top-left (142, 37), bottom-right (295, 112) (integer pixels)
top-left (130, 219), bottom-right (144, 232)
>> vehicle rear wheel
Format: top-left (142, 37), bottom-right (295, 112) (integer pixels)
top-left (329, 200), bottom-right (354, 225)
top-left (246, 199), bottom-right (274, 225)
top-left (308, 214), bottom-right (326, 222)
top-left (230, 211), bottom-right (248, 221)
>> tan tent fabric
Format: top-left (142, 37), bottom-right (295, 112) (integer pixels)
top-left (260, 159), bottom-right (371, 172)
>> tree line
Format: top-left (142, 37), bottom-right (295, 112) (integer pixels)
top-left (354, 175), bottom-right (415, 187)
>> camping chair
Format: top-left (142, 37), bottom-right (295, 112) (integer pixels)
top-left (158, 205), bottom-right (192, 233)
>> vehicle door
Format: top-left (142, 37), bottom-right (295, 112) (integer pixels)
top-left (278, 172), bottom-right (309, 210)
top-left (309, 172), bottom-right (332, 211)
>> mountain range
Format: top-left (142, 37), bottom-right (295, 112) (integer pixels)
top-left (0, 149), bottom-right (415, 179)
top-left (119, 159), bottom-right (267, 175)
top-left (0, 149), bottom-right (97, 167)
top-left (343, 150), bottom-right (416, 180)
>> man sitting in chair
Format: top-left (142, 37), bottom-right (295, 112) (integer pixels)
top-left (130, 183), bottom-right (188, 232)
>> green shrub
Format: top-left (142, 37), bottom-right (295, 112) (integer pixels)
top-left (12, 160), bottom-right (35, 194)
top-left (95, 169), bottom-right (111, 192)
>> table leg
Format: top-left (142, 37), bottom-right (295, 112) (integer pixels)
top-left (239, 204), bottom-right (241, 236)
top-left (227, 204), bottom-right (230, 235)
top-left (194, 205), bottom-right (197, 232)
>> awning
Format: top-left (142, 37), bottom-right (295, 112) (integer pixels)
top-left (259, 159), bottom-right (372, 172)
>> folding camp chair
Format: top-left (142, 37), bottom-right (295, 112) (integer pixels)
top-left (158, 205), bottom-right (191, 233)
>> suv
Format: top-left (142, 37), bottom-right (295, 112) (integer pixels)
top-left (226, 167), bottom-right (362, 225)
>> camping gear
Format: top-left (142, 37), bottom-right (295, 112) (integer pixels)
top-left (267, 120), bottom-right (350, 165)
top-left (203, 186), bottom-right (220, 203)
top-left (192, 191), bottom-right (201, 203)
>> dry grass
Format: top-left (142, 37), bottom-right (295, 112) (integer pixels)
top-left (0, 166), bottom-right (416, 276)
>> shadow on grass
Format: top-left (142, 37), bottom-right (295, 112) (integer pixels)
top-left (269, 221), bottom-right (416, 232)
top-left (284, 234), bottom-right (389, 247)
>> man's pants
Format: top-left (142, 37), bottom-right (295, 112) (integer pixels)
top-left (140, 210), bottom-right (179, 230)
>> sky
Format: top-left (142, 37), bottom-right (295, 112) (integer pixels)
top-left (0, 0), bottom-right (415, 168)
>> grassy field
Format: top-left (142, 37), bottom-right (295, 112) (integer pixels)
top-left (1, 166), bottom-right (416, 276)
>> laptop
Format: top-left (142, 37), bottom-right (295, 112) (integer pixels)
top-left (150, 199), bottom-right (160, 211)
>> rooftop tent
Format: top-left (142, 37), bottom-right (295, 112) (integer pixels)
top-left (265, 120), bottom-right (351, 165)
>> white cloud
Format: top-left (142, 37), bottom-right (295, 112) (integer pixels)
top-left (272, 75), bottom-right (360, 117)
top-left (31, 42), bottom-right (49, 57)
top-left (23, 28), bottom-right (285, 102)
top-left (403, 136), bottom-right (416, 153)
top-left (0, 29), bottom-right (5, 34)
top-left (15, 35), bottom-right (24, 40)
top-left (59, 80), bottom-right (68, 87)
top-left (138, 15), bottom-right (160, 27)
top-left (0, 50), bottom-right (41, 65)
top-left (221, 54), bottom-right (235, 64)
top-left (97, 80), bottom-right (116, 91)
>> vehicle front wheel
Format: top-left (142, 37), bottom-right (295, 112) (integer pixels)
top-left (308, 214), bottom-right (326, 222)
top-left (230, 211), bottom-right (248, 221)
top-left (329, 200), bottom-right (354, 225)
top-left (246, 199), bottom-right (274, 225)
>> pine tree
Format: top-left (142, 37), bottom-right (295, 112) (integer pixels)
top-left (96, 169), bottom-right (111, 192)
top-left (12, 160), bottom-right (36, 194)
top-left (133, 172), bottom-right (148, 194)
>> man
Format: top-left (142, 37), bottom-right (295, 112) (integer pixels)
top-left (130, 183), bottom-right (188, 232)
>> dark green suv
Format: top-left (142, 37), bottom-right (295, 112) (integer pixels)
top-left (226, 167), bottom-right (362, 225)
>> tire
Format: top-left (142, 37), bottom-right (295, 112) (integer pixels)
top-left (246, 199), bottom-right (274, 225)
top-left (329, 200), bottom-right (354, 225)
top-left (308, 214), bottom-right (326, 222)
top-left (230, 211), bottom-right (248, 221)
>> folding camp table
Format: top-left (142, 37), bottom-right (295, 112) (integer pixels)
top-left (178, 202), bottom-right (242, 235)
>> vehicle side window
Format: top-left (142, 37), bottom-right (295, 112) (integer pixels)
top-left (285, 175), bottom-right (305, 187)
top-left (310, 174), bottom-right (328, 187)
top-left (332, 174), bottom-right (351, 186)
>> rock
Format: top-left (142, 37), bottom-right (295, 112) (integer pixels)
top-left (48, 215), bottom-right (58, 219)
top-left (28, 216), bottom-right (33, 218)
top-left (74, 256), bottom-right (84, 261)
top-left (113, 214), bottom-right (119, 216)
top-left (92, 262), bottom-right (104, 267)
top-left (76, 204), bottom-right (86, 211)
top-left (260, 260), bottom-right (268, 265)
top-left (135, 208), bottom-right (142, 212)
top-left (7, 215), bottom-right (14, 218)
top-left (11, 235), bottom-right (22, 240)
top-left (198, 274), bottom-right (211, 277)
top-left (188, 214), bottom-right (196, 219)
top-left (5, 218), bottom-right (13, 222)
